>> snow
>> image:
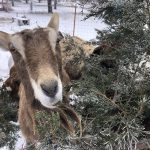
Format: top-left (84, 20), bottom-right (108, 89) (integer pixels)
top-left (0, 2), bottom-right (107, 79)
top-left (0, 131), bottom-right (26, 150)
top-left (0, 121), bottom-right (26, 150)
top-left (14, 131), bottom-right (26, 150)
top-left (0, 51), bottom-right (11, 79)
top-left (0, 2), bottom-right (107, 149)
top-left (69, 93), bottom-right (78, 106)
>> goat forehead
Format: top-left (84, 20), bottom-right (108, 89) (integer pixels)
top-left (21, 28), bottom-right (57, 42)
top-left (21, 28), bottom-right (49, 44)
top-left (11, 27), bottom-right (57, 58)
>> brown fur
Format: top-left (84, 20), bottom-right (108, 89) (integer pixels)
top-left (13, 48), bottom-right (37, 142)
top-left (18, 84), bottom-right (37, 143)
top-left (60, 36), bottom-right (94, 80)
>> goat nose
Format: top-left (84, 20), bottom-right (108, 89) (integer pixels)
top-left (41, 80), bottom-right (58, 98)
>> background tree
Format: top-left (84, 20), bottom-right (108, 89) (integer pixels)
top-left (77, 0), bottom-right (91, 15)
top-left (68, 0), bottom-right (150, 149)
top-left (47, 0), bottom-right (52, 13)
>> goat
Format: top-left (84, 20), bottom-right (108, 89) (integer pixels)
top-left (0, 13), bottom-right (74, 145)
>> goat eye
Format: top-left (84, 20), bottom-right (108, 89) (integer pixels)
top-left (9, 43), bottom-right (16, 52)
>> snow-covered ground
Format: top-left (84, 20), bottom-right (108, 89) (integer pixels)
top-left (0, 2), bottom-right (107, 149)
top-left (0, 2), bottom-right (107, 79)
top-left (1, 130), bottom-right (26, 150)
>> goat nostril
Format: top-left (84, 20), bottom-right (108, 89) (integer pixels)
top-left (41, 80), bottom-right (58, 98)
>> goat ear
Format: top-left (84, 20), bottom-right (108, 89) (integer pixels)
top-left (48, 13), bottom-right (59, 32)
top-left (0, 31), bottom-right (10, 51)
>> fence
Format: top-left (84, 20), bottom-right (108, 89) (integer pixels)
top-left (0, 1), bottom-right (107, 41)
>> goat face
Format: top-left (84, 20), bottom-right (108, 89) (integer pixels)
top-left (0, 13), bottom-right (63, 108)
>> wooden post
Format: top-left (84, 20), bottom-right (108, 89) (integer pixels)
top-left (30, 0), bottom-right (33, 12)
top-left (73, 4), bottom-right (77, 36)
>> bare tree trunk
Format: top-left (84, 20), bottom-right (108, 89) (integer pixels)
top-left (47, 0), bottom-right (52, 13)
top-left (54, 0), bottom-right (57, 9)
top-left (81, 5), bottom-right (84, 15)
top-left (25, 0), bottom-right (28, 4)
top-left (5, 0), bottom-right (8, 12)
top-left (12, 0), bottom-right (14, 6)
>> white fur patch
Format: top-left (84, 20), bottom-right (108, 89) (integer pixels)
top-left (6, 86), bottom-right (12, 91)
top-left (30, 77), bottom-right (62, 109)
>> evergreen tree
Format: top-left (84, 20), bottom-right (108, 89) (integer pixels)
top-left (69, 0), bottom-right (150, 149)
top-left (0, 86), bottom-right (19, 149)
